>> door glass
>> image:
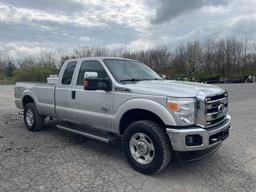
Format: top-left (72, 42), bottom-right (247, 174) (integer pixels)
top-left (77, 60), bottom-right (109, 85)
top-left (62, 61), bottom-right (77, 85)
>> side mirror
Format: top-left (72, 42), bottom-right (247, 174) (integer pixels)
top-left (84, 72), bottom-right (98, 79)
top-left (161, 75), bottom-right (167, 79)
top-left (83, 72), bottom-right (112, 91)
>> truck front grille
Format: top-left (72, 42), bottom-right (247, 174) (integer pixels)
top-left (205, 93), bottom-right (228, 127)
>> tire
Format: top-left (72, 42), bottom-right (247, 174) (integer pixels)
top-left (123, 120), bottom-right (172, 174)
top-left (24, 103), bottom-right (44, 131)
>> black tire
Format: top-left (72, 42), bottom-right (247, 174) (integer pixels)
top-left (123, 120), bottom-right (172, 174)
top-left (24, 103), bottom-right (44, 131)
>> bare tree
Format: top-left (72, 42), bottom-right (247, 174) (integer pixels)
top-left (2, 38), bottom-right (256, 82)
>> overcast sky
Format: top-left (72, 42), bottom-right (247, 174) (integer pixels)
top-left (0, 0), bottom-right (255, 58)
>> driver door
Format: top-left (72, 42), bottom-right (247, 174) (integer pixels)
top-left (67, 60), bottom-right (114, 132)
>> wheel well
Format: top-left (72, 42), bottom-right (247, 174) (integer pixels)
top-left (119, 109), bottom-right (165, 135)
top-left (23, 95), bottom-right (34, 107)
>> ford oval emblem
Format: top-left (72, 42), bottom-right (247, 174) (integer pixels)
top-left (218, 104), bottom-right (225, 113)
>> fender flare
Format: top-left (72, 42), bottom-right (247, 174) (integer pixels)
top-left (114, 98), bottom-right (178, 134)
top-left (21, 90), bottom-right (40, 111)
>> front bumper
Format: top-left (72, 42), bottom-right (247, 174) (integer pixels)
top-left (166, 115), bottom-right (231, 152)
top-left (15, 98), bottom-right (23, 109)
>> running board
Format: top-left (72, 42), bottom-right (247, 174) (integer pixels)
top-left (56, 124), bottom-right (115, 144)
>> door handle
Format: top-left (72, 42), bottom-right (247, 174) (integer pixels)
top-left (100, 107), bottom-right (110, 113)
top-left (71, 90), bottom-right (76, 100)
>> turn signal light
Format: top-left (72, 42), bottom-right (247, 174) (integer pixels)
top-left (167, 102), bottom-right (180, 112)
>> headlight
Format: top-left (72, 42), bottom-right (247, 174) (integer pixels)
top-left (167, 97), bottom-right (196, 126)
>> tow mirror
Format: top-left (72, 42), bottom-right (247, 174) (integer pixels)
top-left (84, 72), bottom-right (98, 79)
top-left (83, 72), bottom-right (112, 91)
top-left (161, 75), bottom-right (167, 79)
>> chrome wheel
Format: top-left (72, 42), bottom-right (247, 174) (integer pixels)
top-left (26, 109), bottom-right (34, 127)
top-left (129, 132), bottom-right (155, 165)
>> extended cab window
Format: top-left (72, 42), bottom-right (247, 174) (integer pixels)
top-left (61, 61), bottom-right (77, 85)
top-left (77, 60), bottom-right (108, 85)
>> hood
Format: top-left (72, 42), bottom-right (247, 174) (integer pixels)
top-left (122, 80), bottom-right (225, 97)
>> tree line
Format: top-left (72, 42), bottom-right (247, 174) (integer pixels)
top-left (0, 38), bottom-right (256, 83)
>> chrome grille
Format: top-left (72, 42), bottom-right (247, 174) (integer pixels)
top-left (205, 92), bottom-right (228, 127)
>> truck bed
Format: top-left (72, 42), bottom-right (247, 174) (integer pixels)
top-left (15, 82), bottom-right (56, 117)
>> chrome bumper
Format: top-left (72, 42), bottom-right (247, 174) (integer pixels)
top-left (166, 115), bottom-right (231, 152)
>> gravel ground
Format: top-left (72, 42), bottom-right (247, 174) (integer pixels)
top-left (0, 84), bottom-right (256, 192)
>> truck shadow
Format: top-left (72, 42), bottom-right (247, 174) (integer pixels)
top-left (8, 117), bottom-right (244, 188)
top-left (42, 121), bottom-right (227, 178)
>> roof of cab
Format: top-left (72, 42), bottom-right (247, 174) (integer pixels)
top-left (66, 57), bottom-right (138, 62)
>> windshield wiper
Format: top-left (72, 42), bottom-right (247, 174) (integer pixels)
top-left (120, 78), bottom-right (162, 82)
top-left (120, 78), bottom-right (142, 82)
top-left (146, 78), bottom-right (162, 80)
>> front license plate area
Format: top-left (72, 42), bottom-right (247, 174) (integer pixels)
top-left (209, 128), bottom-right (229, 145)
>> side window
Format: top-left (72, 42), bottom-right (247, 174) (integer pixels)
top-left (77, 60), bottom-right (108, 85)
top-left (61, 61), bottom-right (77, 85)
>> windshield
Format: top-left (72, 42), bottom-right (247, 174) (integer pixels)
top-left (103, 59), bottom-right (161, 83)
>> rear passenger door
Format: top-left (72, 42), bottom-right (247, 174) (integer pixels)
top-left (55, 60), bottom-right (77, 121)
top-left (67, 60), bottom-right (114, 131)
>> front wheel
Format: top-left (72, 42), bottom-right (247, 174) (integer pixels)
top-left (123, 120), bottom-right (172, 174)
top-left (24, 103), bottom-right (45, 131)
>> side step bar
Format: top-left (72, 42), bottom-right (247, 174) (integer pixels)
top-left (56, 124), bottom-right (115, 144)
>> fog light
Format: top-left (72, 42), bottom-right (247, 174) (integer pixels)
top-left (186, 135), bottom-right (202, 146)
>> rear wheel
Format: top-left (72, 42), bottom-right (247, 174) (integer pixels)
top-left (123, 120), bottom-right (172, 174)
top-left (24, 103), bottom-right (44, 131)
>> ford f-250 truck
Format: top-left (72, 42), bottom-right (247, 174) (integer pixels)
top-left (14, 57), bottom-right (231, 174)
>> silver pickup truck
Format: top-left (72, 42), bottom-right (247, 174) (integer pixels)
top-left (14, 57), bottom-right (231, 174)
